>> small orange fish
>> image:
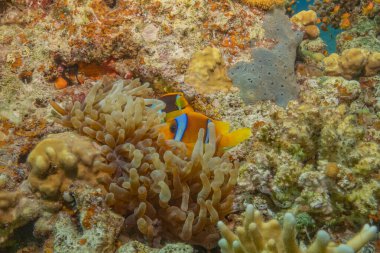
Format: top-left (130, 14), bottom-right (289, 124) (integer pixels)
top-left (160, 111), bottom-right (252, 156)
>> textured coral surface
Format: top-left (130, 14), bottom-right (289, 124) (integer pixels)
top-left (0, 0), bottom-right (379, 252)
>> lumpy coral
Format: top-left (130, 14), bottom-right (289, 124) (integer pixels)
top-left (52, 78), bottom-right (238, 248)
top-left (0, 186), bottom-right (42, 247)
top-left (291, 10), bottom-right (320, 40)
top-left (218, 204), bottom-right (378, 253)
top-left (323, 48), bottom-right (380, 79)
top-left (27, 132), bottom-right (112, 199)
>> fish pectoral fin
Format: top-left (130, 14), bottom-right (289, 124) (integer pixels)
top-left (219, 128), bottom-right (252, 149)
top-left (214, 120), bottom-right (230, 135)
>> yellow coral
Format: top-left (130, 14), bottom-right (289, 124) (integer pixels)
top-left (340, 48), bottom-right (369, 79)
top-left (322, 49), bottom-right (380, 79)
top-left (364, 52), bottom-right (380, 76)
top-left (185, 47), bottom-right (232, 94)
top-left (323, 53), bottom-right (343, 76)
top-left (241, 0), bottom-right (284, 10)
top-left (291, 10), bottom-right (320, 39)
top-left (290, 10), bottom-right (318, 26)
top-left (218, 204), bottom-right (378, 253)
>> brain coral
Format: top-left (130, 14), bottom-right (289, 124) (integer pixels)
top-left (52, 78), bottom-right (239, 248)
top-left (228, 8), bottom-right (303, 107)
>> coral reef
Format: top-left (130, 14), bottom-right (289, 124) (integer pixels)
top-left (234, 75), bottom-right (380, 227)
top-left (52, 78), bottom-right (239, 248)
top-left (311, 0), bottom-right (380, 30)
top-left (323, 48), bottom-right (380, 79)
top-left (0, 0), bottom-right (379, 251)
top-left (218, 204), bottom-right (378, 253)
top-left (27, 132), bottom-right (112, 199)
top-left (228, 8), bottom-right (303, 107)
top-left (184, 47), bottom-right (232, 94)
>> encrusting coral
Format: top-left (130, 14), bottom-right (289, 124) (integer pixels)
top-left (323, 48), bottom-right (380, 79)
top-left (27, 132), bottom-right (112, 199)
top-left (218, 204), bottom-right (378, 253)
top-left (0, 185), bottom-right (42, 246)
top-left (51, 78), bottom-right (239, 248)
top-left (241, 0), bottom-right (284, 10)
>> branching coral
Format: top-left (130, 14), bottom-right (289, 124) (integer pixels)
top-left (52, 78), bottom-right (238, 248)
top-left (218, 204), bottom-right (378, 253)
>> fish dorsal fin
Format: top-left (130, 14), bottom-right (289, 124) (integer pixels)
top-left (213, 120), bottom-right (230, 135)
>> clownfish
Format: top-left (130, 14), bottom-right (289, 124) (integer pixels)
top-left (159, 92), bottom-right (194, 120)
top-left (158, 93), bottom-right (252, 156)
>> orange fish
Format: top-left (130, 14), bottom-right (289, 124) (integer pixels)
top-left (159, 92), bottom-right (252, 156)
top-left (159, 92), bottom-right (194, 120)
top-left (160, 111), bottom-right (251, 156)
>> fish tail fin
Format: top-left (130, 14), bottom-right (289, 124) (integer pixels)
top-left (218, 128), bottom-right (252, 152)
top-left (214, 120), bottom-right (230, 135)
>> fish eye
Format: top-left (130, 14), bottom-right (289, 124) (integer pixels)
top-left (169, 122), bottom-right (177, 133)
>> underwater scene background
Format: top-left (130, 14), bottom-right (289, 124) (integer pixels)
top-left (0, 0), bottom-right (379, 252)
